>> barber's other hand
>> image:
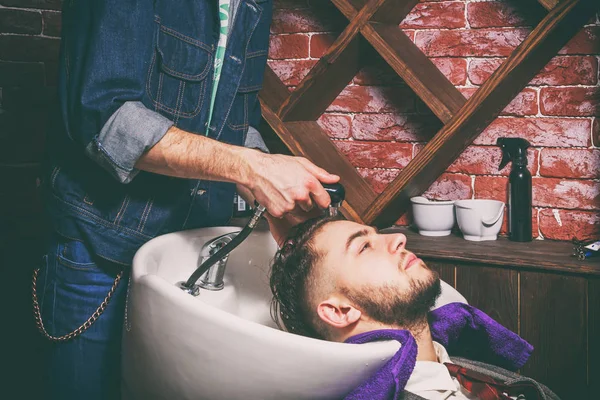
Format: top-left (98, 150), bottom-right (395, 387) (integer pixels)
top-left (244, 151), bottom-right (339, 218)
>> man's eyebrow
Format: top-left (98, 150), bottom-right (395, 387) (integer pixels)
top-left (345, 229), bottom-right (371, 252)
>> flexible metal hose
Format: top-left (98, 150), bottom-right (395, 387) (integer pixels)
top-left (183, 204), bottom-right (266, 288)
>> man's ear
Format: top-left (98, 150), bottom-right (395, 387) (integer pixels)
top-left (317, 297), bottom-right (361, 329)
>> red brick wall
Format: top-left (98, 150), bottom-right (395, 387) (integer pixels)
top-left (0, 0), bottom-right (598, 242)
top-left (270, 0), bottom-right (600, 241)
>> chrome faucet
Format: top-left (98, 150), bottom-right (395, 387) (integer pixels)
top-left (196, 231), bottom-right (240, 291)
top-left (178, 203), bottom-right (266, 296)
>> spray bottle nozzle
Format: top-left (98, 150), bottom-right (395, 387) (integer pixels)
top-left (497, 138), bottom-right (530, 170)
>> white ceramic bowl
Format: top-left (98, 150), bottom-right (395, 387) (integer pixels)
top-left (454, 199), bottom-right (505, 241)
top-left (410, 196), bottom-right (455, 236)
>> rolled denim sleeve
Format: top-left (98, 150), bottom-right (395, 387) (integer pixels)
top-left (244, 125), bottom-right (270, 153)
top-left (59, 0), bottom-right (165, 183)
top-left (85, 102), bottom-right (173, 184)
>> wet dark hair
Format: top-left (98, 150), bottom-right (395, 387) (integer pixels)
top-left (269, 215), bottom-right (340, 339)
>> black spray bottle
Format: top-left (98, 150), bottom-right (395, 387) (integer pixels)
top-left (497, 138), bottom-right (532, 242)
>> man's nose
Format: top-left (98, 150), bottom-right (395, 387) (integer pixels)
top-left (387, 233), bottom-right (407, 254)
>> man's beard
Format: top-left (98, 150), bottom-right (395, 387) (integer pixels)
top-left (341, 270), bottom-right (441, 329)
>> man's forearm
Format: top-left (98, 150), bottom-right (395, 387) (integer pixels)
top-left (135, 126), bottom-right (255, 186)
top-left (136, 125), bottom-right (339, 218)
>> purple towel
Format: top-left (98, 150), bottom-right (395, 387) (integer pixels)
top-left (343, 302), bottom-right (533, 400)
top-left (343, 330), bottom-right (417, 400)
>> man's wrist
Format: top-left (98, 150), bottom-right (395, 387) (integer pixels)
top-left (235, 146), bottom-right (263, 188)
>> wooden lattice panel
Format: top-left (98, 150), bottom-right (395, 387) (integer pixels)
top-left (259, 0), bottom-right (597, 227)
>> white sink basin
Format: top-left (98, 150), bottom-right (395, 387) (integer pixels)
top-left (122, 224), bottom-right (467, 400)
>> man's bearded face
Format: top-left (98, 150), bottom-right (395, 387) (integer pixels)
top-left (312, 220), bottom-right (443, 329)
top-left (341, 270), bottom-right (441, 327)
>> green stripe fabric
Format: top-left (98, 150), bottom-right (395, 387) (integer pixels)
top-left (206, 0), bottom-right (231, 134)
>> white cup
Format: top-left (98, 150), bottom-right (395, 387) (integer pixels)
top-left (454, 199), bottom-right (504, 241)
top-left (410, 197), bottom-right (455, 236)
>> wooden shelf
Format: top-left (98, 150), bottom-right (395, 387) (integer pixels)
top-left (258, 0), bottom-right (597, 229)
top-left (383, 227), bottom-right (600, 277)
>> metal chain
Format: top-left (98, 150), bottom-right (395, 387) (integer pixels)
top-left (31, 267), bottom-right (123, 342)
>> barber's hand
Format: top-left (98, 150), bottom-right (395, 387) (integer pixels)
top-left (236, 183), bottom-right (324, 247)
top-left (244, 151), bottom-right (339, 218)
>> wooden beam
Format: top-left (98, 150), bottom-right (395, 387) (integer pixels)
top-left (260, 104), bottom-right (376, 222)
top-left (329, 0), bottom-right (383, 25)
top-left (278, 26), bottom-right (364, 121)
top-left (331, 0), bottom-right (420, 24)
top-left (362, 22), bottom-right (466, 123)
top-left (330, 0), bottom-right (363, 19)
top-left (257, 117), bottom-right (293, 157)
top-left (363, 0), bottom-right (595, 227)
top-left (277, 1), bottom-right (421, 122)
top-left (537, 0), bottom-right (560, 11)
top-left (260, 66), bottom-right (290, 112)
top-left (259, 69), bottom-right (375, 221)
top-left (278, 0), bottom-right (429, 122)
top-left (370, 0), bottom-right (420, 24)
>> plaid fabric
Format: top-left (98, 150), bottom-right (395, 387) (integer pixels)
top-left (445, 362), bottom-right (542, 400)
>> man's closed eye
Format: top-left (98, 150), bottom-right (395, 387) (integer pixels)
top-left (359, 242), bottom-right (371, 254)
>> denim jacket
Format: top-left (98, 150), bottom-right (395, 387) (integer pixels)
top-left (42, 0), bottom-right (273, 266)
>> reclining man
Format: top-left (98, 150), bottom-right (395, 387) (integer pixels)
top-left (270, 216), bottom-right (560, 400)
